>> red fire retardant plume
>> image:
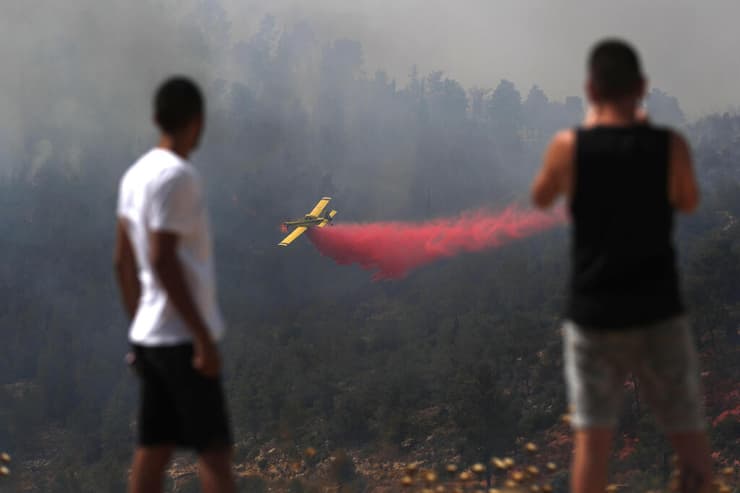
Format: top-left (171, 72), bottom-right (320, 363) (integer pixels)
top-left (308, 206), bottom-right (565, 280)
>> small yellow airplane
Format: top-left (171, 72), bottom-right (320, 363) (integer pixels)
top-left (278, 197), bottom-right (338, 246)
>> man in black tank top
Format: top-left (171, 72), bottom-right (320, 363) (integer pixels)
top-left (531, 40), bottom-right (711, 493)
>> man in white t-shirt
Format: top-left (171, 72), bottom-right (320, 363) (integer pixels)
top-left (114, 77), bottom-right (235, 493)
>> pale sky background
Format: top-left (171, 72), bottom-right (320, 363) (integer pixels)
top-left (228, 0), bottom-right (740, 118)
top-left (0, 0), bottom-right (737, 151)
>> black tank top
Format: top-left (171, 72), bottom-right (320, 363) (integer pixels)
top-left (568, 125), bottom-right (684, 329)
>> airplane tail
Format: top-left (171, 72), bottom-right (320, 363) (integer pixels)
top-left (319, 210), bottom-right (337, 228)
top-left (318, 210), bottom-right (338, 228)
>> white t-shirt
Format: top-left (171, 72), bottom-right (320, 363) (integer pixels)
top-left (117, 148), bottom-right (225, 346)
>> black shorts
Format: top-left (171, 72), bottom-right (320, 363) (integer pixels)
top-left (131, 343), bottom-right (232, 453)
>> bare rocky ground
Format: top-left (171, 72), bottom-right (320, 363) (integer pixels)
top-left (6, 376), bottom-right (737, 492)
top-left (164, 406), bottom-right (575, 492)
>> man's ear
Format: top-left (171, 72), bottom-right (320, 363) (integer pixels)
top-left (585, 79), bottom-right (598, 105)
top-left (637, 77), bottom-right (648, 101)
top-left (188, 115), bottom-right (205, 149)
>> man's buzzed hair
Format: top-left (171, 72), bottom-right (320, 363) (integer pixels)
top-left (154, 77), bottom-right (204, 134)
top-left (588, 39), bottom-right (644, 101)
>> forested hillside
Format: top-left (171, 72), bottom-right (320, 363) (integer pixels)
top-left (0, 12), bottom-right (737, 493)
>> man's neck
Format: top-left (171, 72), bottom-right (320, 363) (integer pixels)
top-left (157, 134), bottom-right (191, 160)
top-left (590, 101), bottom-right (641, 126)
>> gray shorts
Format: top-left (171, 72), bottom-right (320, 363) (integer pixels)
top-left (563, 315), bottom-right (705, 432)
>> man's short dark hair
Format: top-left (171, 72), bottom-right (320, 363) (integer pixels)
top-left (154, 77), bottom-right (204, 134)
top-left (588, 39), bottom-right (643, 100)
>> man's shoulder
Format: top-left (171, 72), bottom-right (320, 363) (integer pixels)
top-left (123, 149), bottom-right (198, 191)
top-left (553, 128), bottom-right (576, 145)
top-left (546, 129), bottom-right (577, 158)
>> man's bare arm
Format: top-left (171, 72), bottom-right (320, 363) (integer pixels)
top-left (114, 219), bottom-right (140, 320)
top-left (149, 231), bottom-right (220, 376)
top-left (531, 130), bottom-right (574, 209)
top-left (669, 133), bottom-right (700, 213)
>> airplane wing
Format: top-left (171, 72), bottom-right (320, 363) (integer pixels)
top-left (278, 226), bottom-right (308, 247)
top-left (308, 197), bottom-right (331, 217)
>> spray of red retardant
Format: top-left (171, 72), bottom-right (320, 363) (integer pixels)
top-left (307, 206), bottom-right (565, 280)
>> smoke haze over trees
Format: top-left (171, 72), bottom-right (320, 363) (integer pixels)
top-left (0, 2), bottom-right (738, 491)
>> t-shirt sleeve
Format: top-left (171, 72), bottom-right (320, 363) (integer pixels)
top-left (116, 179), bottom-right (127, 218)
top-left (147, 170), bottom-right (202, 235)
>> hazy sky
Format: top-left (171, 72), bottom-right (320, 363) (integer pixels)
top-left (229, 0), bottom-right (740, 117)
top-left (1, 0), bottom-right (737, 149)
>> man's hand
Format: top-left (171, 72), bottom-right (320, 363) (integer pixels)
top-left (193, 337), bottom-right (221, 378)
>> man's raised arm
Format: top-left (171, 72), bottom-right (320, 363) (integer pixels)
top-left (531, 130), bottom-right (574, 209)
top-left (669, 132), bottom-right (700, 213)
